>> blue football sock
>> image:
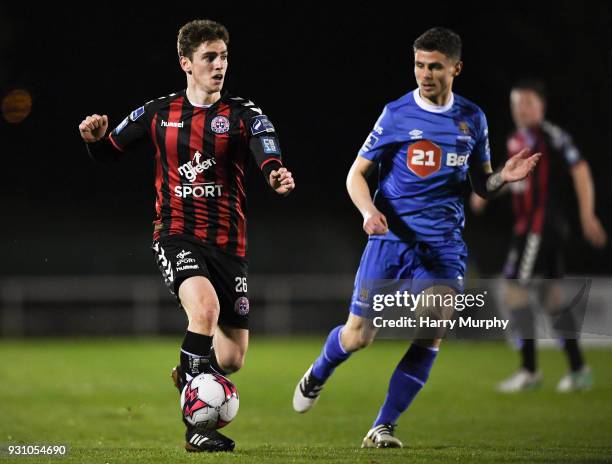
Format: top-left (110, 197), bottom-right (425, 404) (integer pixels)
top-left (311, 325), bottom-right (351, 382)
top-left (373, 343), bottom-right (438, 427)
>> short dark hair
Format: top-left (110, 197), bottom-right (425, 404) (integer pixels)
top-left (511, 79), bottom-right (547, 103)
top-left (177, 19), bottom-right (229, 59)
top-left (413, 27), bottom-right (462, 61)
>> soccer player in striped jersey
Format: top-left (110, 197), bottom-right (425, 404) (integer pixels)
top-left (293, 27), bottom-right (540, 448)
top-left (471, 80), bottom-right (606, 393)
top-left (79, 19), bottom-right (295, 452)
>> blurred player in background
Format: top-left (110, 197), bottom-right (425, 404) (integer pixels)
top-left (471, 79), bottom-right (606, 392)
top-left (293, 27), bottom-right (540, 448)
top-left (78, 19), bottom-right (295, 452)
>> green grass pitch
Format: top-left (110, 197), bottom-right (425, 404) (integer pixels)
top-left (1, 338), bottom-right (611, 463)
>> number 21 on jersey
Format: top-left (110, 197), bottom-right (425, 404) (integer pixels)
top-left (407, 140), bottom-right (442, 178)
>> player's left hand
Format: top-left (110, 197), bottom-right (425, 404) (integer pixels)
top-left (269, 167), bottom-right (295, 196)
top-left (581, 214), bottom-right (607, 248)
top-left (501, 148), bottom-right (541, 183)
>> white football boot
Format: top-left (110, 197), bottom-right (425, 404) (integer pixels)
top-left (496, 369), bottom-right (542, 393)
top-left (557, 366), bottom-right (593, 392)
top-left (293, 365), bottom-right (325, 413)
top-left (361, 424), bottom-right (403, 448)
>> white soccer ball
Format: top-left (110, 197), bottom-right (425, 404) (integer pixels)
top-left (180, 373), bottom-right (239, 430)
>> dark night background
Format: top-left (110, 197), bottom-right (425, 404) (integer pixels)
top-left (1, 2), bottom-right (610, 278)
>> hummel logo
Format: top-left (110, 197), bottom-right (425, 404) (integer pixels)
top-left (409, 129), bottom-right (423, 139)
top-left (161, 120), bottom-right (184, 128)
top-left (229, 96), bottom-right (262, 114)
top-left (242, 100), bottom-right (262, 114)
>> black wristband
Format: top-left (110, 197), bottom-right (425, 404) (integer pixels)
top-left (85, 138), bottom-right (121, 163)
top-left (261, 159), bottom-right (283, 183)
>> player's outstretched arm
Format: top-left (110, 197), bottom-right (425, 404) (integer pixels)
top-left (470, 148), bottom-right (540, 198)
top-left (78, 113), bottom-right (124, 163)
top-left (79, 114), bottom-right (108, 143)
top-left (347, 156), bottom-right (388, 235)
top-left (571, 160), bottom-right (607, 248)
top-left (497, 148), bottom-right (541, 185)
top-left (268, 167), bottom-right (295, 196)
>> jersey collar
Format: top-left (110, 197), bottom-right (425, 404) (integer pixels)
top-left (183, 89), bottom-right (229, 109)
top-left (413, 89), bottom-right (454, 113)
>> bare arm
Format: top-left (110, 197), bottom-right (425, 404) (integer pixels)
top-left (571, 160), bottom-right (607, 247)
top-left (346, 156), bottom-right (388, 235)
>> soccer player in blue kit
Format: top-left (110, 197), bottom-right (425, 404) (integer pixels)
top-left (293, 27), bottom-right (541, 448)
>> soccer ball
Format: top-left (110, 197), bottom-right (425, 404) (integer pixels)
top-left (180, 373), bottom-right (239, 430)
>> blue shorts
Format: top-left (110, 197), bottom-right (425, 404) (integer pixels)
top-left (350, 239), bottom-right (467, 317)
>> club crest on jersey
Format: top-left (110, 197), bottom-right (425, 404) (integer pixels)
top-left (456, 121), bottom-right (473, 142)
top-left (211, 115), bottom-right (230, 134)
top-left (129, 106), bottom-right (145, 121)
top-left (407, 140), bottom-right (442, 178)
top-left (234, 297), bottom-right (250, 315)
top-left (251, 115), bottom-right (275, 135)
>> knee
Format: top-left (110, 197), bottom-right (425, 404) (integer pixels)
top-left (341, 326), bottom-right (375, 351)
top-left (217, 351), bottom-right (246, 374)
top-left (188, 299), bottom-right (219, 328)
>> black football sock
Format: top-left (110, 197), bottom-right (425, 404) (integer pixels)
top-left (550, 305), bottom-right (584, 372)
top-left (561, 338), bottom-right (585, 372)
top-left (510, 306), bottom-right (537, 372)
top-left (520, 338), bottom-right (537, 373)
top-left (180, 331), bottom-right (214, 377)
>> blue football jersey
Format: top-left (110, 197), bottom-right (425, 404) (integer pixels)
top-left (358, 89), bottom-right (491, 242)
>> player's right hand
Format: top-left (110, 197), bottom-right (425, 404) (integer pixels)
top-left (363, 209), bottom-right (388, 235)
top-left (581, 214), bottom-right (607, 248)
top-left (79, 114), bottom-right (108, 143)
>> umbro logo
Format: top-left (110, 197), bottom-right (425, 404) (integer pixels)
top-left (409, 129), bottom-right (423, 139)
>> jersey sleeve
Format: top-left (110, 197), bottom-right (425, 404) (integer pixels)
top-left (243, 108), bottom-right (283, 178)
top-left (86, 104), bottom-right (151, 163)
top-left (107, 105), bottom-right (150, 152)
top-left (555, 127), bottom-right (582, 168)
top-left (357, 105), bottom-right (397, 162)
top-left (471, 110), bottom-right (491, 165)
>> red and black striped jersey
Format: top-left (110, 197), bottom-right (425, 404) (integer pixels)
top-left (506, 121), bottom-right (582, 236)
top-left (95, 90), bottom-right (283, 258)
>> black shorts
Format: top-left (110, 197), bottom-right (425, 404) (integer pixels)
top-left (503, 232), bottom-right (565, 280)
top-left (152, 234), bottom-right (250, 329)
